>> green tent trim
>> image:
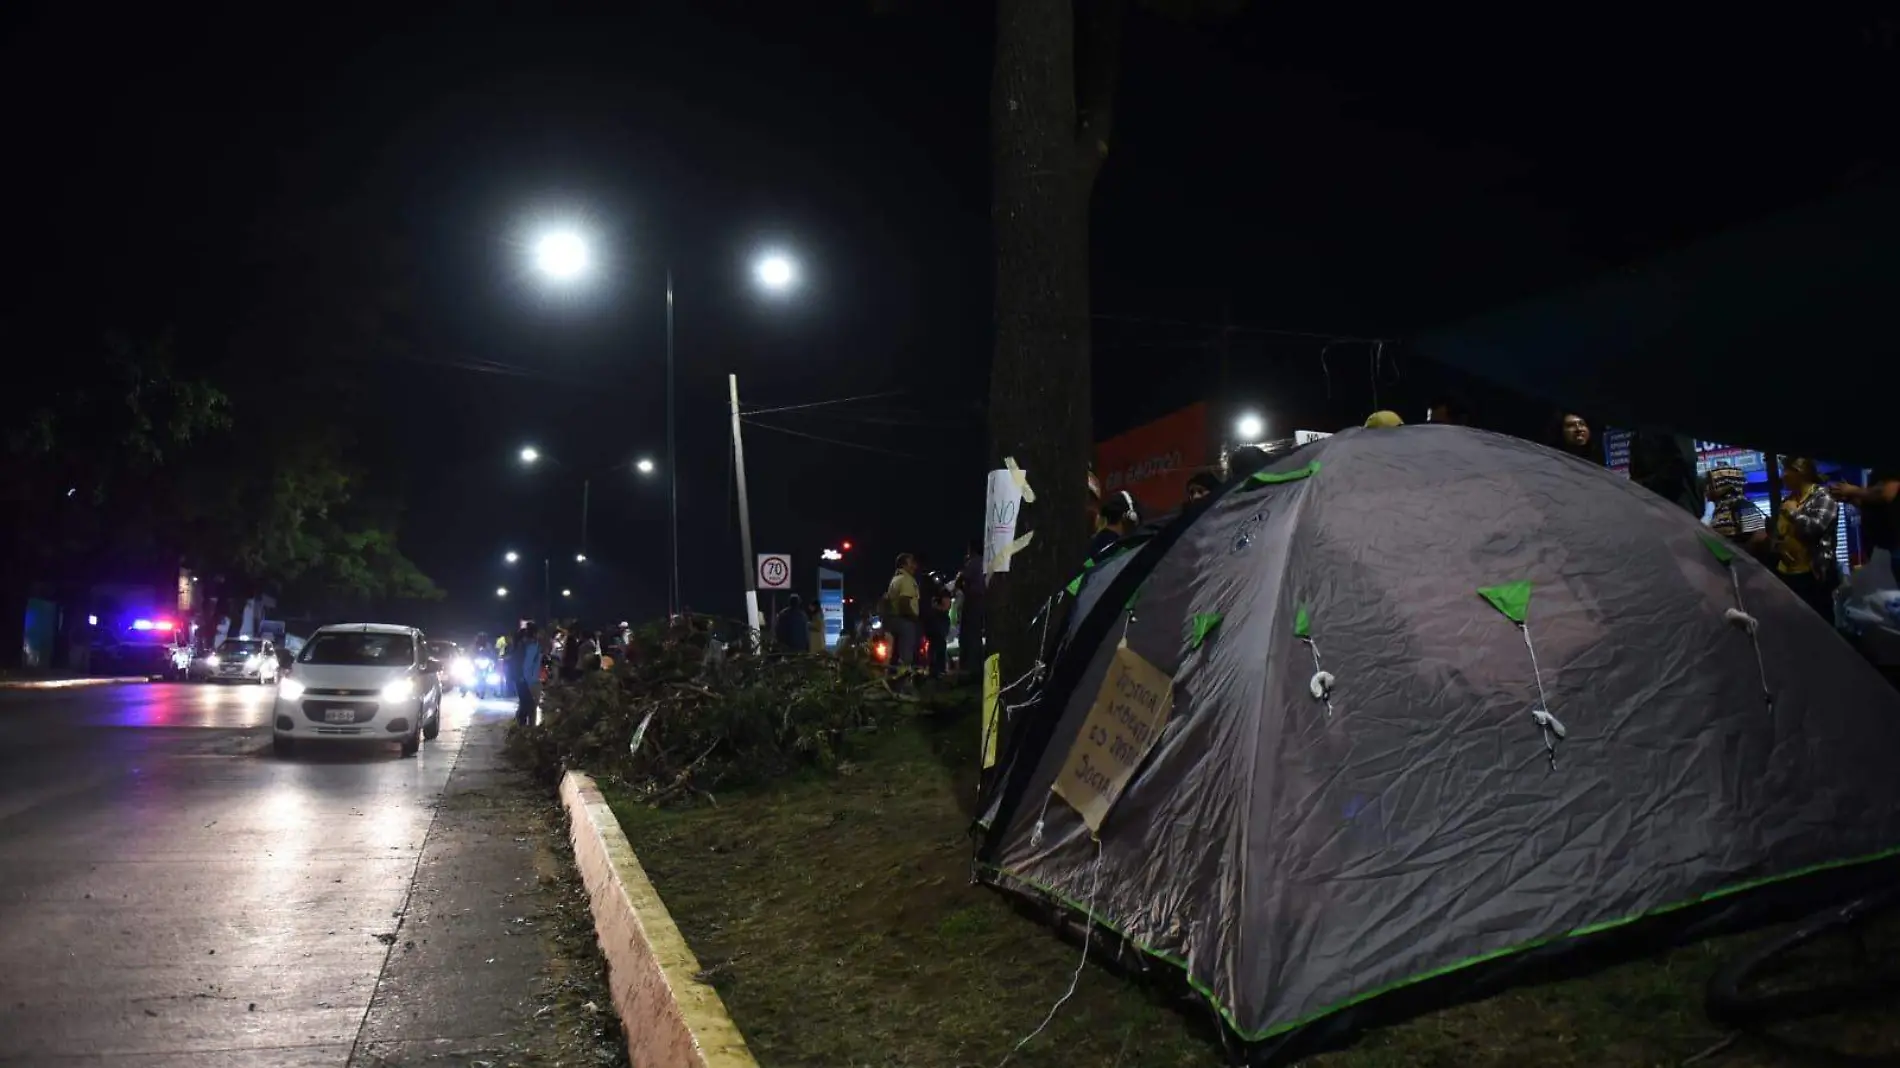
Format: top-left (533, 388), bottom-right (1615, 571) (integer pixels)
top-left (1293, 604), bottom-right (1312, 639)
top-left (1248, 460), bottom-right (1321, 486)
top-left (1478, 581), bottom-right (1533, 624)
top-left (1700, 533), bottom-right (1736, 566)
top-left (982, 839), bottom-right (1900, 1044)
top-left (1188, 612), bottom-right (1224, 650)
top-left (1066, 545), bottom-right (1141, 597)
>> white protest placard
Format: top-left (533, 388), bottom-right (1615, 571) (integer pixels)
top-left (1052, 641), bottom-right (1175, 832)
top-left (756, 553), bottom-right (792, 591)
top-left (984, 468), bottom-right (1023, 575)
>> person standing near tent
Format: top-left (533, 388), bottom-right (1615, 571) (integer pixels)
top-left (955, 539), bottom-right (986, 671)
top-left (1552, 412), bottom-right (1596, 461)
top-left (1755, 457), bottom-right (1839, 620)
top-left (1831, 471), bottom-right (1900, 586)
top-left (1630, 432), bottom-right (1702, 516)
top-left (882, 554), bottom-right (921, 681)
top-left (1185, 470), bottom-right (1221, 506)
top-left (1089, 490), bottom-right (1141, 565)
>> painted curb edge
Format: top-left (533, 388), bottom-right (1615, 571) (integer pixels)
top-left (560, 770), bottom-right (760, 1068)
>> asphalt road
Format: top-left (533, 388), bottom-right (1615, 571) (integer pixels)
top-left (0, 682), bottom-right (544, 1066)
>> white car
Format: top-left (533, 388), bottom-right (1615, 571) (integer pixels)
top-left (206, 637), bottom-right (281, 684)
top-left (273, 624), bottom-right (443, 758)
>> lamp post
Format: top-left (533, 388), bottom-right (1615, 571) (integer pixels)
top-left (525, 223), bottom-right (802, 621)
top-left (518, 448), bottom-right (656, 558)
top-left (503, 550), bottom-right (556, 625)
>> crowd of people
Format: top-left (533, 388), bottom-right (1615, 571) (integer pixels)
top-left (492, 405), bottom-right (1898, 714)
top-left (466, 620), bottom-right (635, 726)
top-left (1544, 410), bottom-right (1899, 620)
top-left (1087, 403), bottom-right (1899, 630)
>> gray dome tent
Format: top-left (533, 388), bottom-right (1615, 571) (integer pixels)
top-left (976, 425), bottom-right (1900, 1062)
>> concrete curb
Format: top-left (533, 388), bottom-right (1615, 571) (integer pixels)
top-left (560, 770), bottom-right (760, 1068)
top-left (0, 676), bottom-right (151, 691)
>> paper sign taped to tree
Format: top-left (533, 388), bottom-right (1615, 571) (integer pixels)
top-left (1052, 642), bottom-right (1175, 832)
top-left (984, 467), bottom-right (1024, 575)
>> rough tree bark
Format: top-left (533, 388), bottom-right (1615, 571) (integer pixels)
top-left (986, 0), bottom-right (1122, 686)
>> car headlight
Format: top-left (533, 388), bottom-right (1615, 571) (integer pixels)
top-left (206, 654), bottom-right (221, 668)
top-left (278, 677), bottom-right (306, 700)
top-left (380, 677), bottom-right (416, 703)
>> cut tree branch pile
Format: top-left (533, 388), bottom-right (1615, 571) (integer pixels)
top-left (507, 620), bottom-right (901, 806)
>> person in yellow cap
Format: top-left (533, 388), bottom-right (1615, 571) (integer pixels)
top-left (1364, 410), bottom-right (1404, 428)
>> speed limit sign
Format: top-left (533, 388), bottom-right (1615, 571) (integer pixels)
top-left (757, 553), bottom-right (792, 591)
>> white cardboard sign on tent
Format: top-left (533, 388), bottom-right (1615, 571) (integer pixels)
top-left (1053, 641), bottom-right (1175, 832)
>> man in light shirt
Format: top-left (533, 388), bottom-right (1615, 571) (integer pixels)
top-left (883, 553), bottom-right (921, 682)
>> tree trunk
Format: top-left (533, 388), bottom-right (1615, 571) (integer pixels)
top-left (987, 0), bottom-right (1103, 687)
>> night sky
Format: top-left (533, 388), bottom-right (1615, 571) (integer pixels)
top-left (9, 5), bottom-right (1894, 631)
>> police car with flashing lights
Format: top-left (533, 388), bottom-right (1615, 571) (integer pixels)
top-left (273, 624), bottom-right (442, 758)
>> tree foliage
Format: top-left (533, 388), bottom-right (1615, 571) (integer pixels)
top-left (1, 332), bottom-right (230, 566)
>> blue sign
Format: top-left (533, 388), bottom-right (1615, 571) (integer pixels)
top-left (817, 567), bottom-right (845, 652)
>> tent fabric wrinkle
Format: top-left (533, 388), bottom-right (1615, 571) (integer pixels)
top-left (976, 425), bottom-right (1900, 1059)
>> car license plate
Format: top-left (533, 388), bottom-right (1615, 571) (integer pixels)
top-left (324, 708), bottom-right (356, 724)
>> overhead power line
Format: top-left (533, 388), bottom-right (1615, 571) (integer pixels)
top-left (740, 417), bottom-right (925, 460)
top-left (741, 389), bottom-right (911, 416)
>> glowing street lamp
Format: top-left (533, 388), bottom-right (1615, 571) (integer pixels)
top-left (562, 589), bottom-right (573, 598)
top-left (532, 229), bottom-right (591, 282)
top-left (519, 446), bottom-right (540, 465)
top-left (635, 458), bottom-right (655, 475)
top-left (504, 550), bottom-right (520, 564)
top-left (496, 587), bottom-right (509, 598)
top-left (575, 553), bottom-right (587, 564)
top-left (753, 251), bottom-right (798, 293)
top-left (1235, 413), bottom-right (1266, 444)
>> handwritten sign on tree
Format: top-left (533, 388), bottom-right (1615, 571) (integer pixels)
top-left (1053, 641), bottom-right (1175, 833)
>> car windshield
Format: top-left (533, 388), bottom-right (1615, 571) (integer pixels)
top-left (300, 631), bottom-right (415, 667)
top-left (216, 640), bottom-right (261, 656)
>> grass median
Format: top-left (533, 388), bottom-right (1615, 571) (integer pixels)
top-left (595, 686), bottom-right (1900, 1068)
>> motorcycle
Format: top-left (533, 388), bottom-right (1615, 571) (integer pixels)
top-left (470, 654), bottom-right (505, 699)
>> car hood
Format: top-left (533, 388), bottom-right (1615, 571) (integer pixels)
top-left (289, 663), bottom-right (411, 689)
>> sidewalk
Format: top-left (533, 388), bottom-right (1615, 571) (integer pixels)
top-left (348, 707), bottom-right (628, 1066)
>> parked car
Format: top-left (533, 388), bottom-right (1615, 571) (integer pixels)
top-left (206, 636), bottom-right (281, 684)
top-left (90, 620), bottom-right (188, 679)
top-left (274, 624), bottom-right (443, 758)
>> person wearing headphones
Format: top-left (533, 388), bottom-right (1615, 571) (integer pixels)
top-left (1089, 490), bottom-right (1142, 565)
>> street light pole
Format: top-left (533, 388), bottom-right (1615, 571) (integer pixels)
top-left (543, 557), bottom-right (552, 626)
top-left (666, 267), bottom-right (679, 620)
top-left (728, 373), bottom-right (760, 643)
top-left (580, 478), bottom-right (591, 558)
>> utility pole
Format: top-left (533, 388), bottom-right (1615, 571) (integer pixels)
top-left (542, 557), bottom-right (552, 627)
top-left (728, 373), bottom-right (761, 644)
top-left (580, 478), bottom-right (591, 559)
top-left (666, 269), bottom-right (679, 621)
